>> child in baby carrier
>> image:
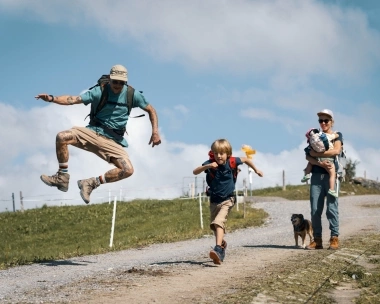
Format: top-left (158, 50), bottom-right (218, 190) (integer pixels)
top-left (302, 128), bottom-right (339, 198)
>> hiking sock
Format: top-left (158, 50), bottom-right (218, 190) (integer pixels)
top-left (96, 176), bottom-right (106, 186)
top-left (58, 162), bottom-right (68, 173)
top-left (97, 175), bottom-right (107, 185)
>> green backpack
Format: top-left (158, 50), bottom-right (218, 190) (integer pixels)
top-left (85, 75), bottom-right (144, 140)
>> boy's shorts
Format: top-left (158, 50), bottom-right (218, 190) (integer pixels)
top-left (210, 197), bottom-right (236, 232)
top-left (70, 126), bottom-right (130, 164)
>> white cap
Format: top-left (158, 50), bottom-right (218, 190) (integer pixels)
top-left (317, 109), bottom-right (334, 119)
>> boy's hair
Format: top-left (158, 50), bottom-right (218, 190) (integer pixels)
top-left (211, 139), bottom-right (232, 156)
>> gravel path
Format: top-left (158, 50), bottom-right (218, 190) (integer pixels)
top-left (0, 195), bottom-right (379, 303)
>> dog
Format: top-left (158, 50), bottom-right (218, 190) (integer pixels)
top-left (291, 214), bottom-right (313, 249)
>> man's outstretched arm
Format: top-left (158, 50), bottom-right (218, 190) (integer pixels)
top-left (35, 94), bottom-right (83, 105)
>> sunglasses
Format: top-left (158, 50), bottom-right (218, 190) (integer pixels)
top-left (111, 80), bottom-right (126, 86)
top-left (318, 119), bottom-right (331, 124)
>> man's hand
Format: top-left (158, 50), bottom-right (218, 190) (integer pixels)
top-left (148, 132), bottom-right (161, 147)
top-left (35, 94), bottom-right (53, 102)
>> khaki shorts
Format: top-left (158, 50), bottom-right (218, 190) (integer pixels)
top-left (70, 126), bottom-right (130, 164)
top-left (209, 197), bottom-right (235, 232)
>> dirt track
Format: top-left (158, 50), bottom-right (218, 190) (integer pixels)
top-left (1, 195), bottom-right (379, 303)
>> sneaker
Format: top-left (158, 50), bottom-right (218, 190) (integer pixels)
top-left (221, 240), bottom-right (227, 250)
top-left (40, 172), bottom-right (70, 192)
top-left (328, 236), bottom-right (339, 250)
top-left (220, 240), bottom-right (227, 262)
top-left (301, 174), bottom-right (311, 183)
top-left (77, 177), bottom-right (100, 204)
top-left (328, 189), bottom-right (338, 198)
top-left (209, 245), bottom-right (224, 265)
top-left (305, 237), bottom-right (323, 250)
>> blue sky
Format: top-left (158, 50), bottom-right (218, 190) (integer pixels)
top-left (0, 0), bottom-right (379, 211)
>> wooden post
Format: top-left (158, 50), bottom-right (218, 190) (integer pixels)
top-left (282, 170), bottom-right (286, 191)
top-left (12, 193), bottom-right (15, 212)
top-left (20, 191), bottom-right (24, 213)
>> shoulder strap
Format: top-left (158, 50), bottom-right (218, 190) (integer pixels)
top-left (90, 85), bottom-right (108, 121)
top-left (126, 85), bottom-right (135, 116)
top-left (229, 157), bottom-right (238, 182)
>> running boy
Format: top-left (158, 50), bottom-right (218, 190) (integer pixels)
top-left (193, 139), bottom-right (263, 265)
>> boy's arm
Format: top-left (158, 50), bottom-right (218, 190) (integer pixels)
top-left (193, 162), bottom-right (218, 175)
top-left (240, 157), bottom-right (264, 177)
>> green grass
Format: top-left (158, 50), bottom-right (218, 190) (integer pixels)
top-left (248, 182), bottom-right (380, 200)
top-left (0, 198), bottom-right (267, 269)
top-left (1, 182), bottom-right (378, 270)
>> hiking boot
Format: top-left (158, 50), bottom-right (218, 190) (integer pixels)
top-left (77, 177), bottom-right (100, 204)
top-left (209, 245), bottom-right (224, 265)
top-left (328, 236), bottom-right (339, 250)
top-left (40, 172), bottom-right (70, 192)
top-left (305, 237), bottom-right (323, 250)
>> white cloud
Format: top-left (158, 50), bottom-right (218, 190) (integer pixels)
top-left (1, 0), bottom-right (379, 79)
top-left (1, 102), bottom-right (379, 212)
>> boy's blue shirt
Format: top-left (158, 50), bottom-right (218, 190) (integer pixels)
top-left (203, 157), bottom-right (243, 204)
top-left (80, 84), bottom-right (149, 147)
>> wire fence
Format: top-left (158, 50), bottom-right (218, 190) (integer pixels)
top-left (1, 168), bottom-right (378, 213)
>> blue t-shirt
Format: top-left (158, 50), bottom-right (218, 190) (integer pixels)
top-left (311, 132), bottom-right (343, 174)
top-left (203, 157), bottom-right (243, 203)
top-left (80, 84), bottom-right (149, 147)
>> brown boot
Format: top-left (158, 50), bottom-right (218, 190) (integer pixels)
top-left (77, 177), bottom-right (100, 204)
top-left (305, 237), bottom-right (323, 250)
top-left (328, 236), bottom-right (339, 250)
top-left (40, 172), bottom-right (70, 192)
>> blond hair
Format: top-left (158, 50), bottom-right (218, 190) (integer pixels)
top-left (211, 139), bottom-right (232, 157)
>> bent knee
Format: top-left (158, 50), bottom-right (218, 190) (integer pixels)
top-left (56, 131), bottom-right (75, 144)
top-left (125, 167), bottom-right (134, 177)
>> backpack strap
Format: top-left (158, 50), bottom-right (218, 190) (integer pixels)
top-left (126, 85), bottom-right (145, 118)
top-left (127, 85), bottom-right (134, 116)
top-left (229, 157), bottom-right (238, 183)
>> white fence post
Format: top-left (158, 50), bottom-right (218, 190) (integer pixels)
top-left (198, 193), bottom-right (203, 229)
top-left (235, 185), bottom-right (239, 211)
top-left (109, 196), bottom-right (117, 248)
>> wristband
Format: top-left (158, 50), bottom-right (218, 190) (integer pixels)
top-left (49, 95), bottom-right (54, 102)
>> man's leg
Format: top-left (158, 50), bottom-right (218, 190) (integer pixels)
top-left (40, 130), bottom-right (78, 192)
top-left (78, 157), bottom-right (134, 204)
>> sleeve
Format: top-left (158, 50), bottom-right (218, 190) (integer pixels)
top-left (133, 90), bottom-right (150, 109)
top-left (235, 157), bottom-right (243, 166)
top-left (80, 86), bottom-right (102, 106)
top-left (202, 160), bottom-right (211, 173)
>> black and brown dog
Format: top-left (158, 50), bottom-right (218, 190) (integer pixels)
top-left (291, 214), bottom-right (313, 248)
